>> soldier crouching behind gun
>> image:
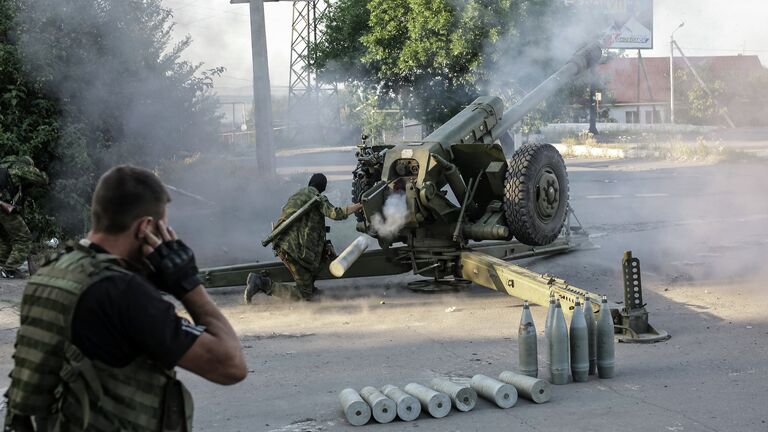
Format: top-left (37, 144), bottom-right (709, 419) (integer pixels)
top-left (4, 165), bottom-right (246, 432)
top-left (244, 173), bottom-right (363, 303)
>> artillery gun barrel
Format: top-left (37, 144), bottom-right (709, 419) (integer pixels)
top-left (492, 43), bottom-right (603, 140)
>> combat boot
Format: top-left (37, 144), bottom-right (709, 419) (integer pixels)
top-left (244, 273), bottom-right (271, 304)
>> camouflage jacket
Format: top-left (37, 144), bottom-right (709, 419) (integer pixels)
top-left (0, 156), bottom-right (48, 203)
top-left (273, 186), bottom-right (348, 271)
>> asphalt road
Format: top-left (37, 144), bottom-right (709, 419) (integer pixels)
top-left (1, 154), bottom-right (767, 431)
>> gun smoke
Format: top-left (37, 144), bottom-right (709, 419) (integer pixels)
top-left (370, 192), bottom-right (409, 240)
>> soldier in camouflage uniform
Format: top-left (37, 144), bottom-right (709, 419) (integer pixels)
top-left (0, 156), bottom-right (48, 278)
top-left (244, 173), bottom-right (362, 302)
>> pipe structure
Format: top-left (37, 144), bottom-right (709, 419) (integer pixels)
top-left (470, 374), bottom-right (517, 409)
top-left (359, 386), bottom-right (396, 424)
top-left (404, 383), bottom-right (451, 418)
top-left (339, 388), bottom-right (371, 426)
top-left (380, 385), bottom-right (421, 422)
top-left (329, 236), bottom-right (370, 277)
top-left (429, 378), bottom-right (477, 412)
top-left (498, 371), bottom-right (551, 404)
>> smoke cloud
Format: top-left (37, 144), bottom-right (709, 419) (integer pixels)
top-left (370, 192), bottom-right (409, 239)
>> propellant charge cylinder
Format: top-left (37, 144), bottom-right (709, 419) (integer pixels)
top-left (429, 378), bottom-right (477, 412)
top-left (404, 383), bottom-right (451, 418)
top-left (339, 388), bottom-right (371, 426)
top-left (584, 295), bottom-right (597, 375)
top-left (470, 374), bottom-right (518, 409)
top-left (359, 386), bottom-right (396, 424)
top-left (329, 236), bottom-right (369, 277)
top-left (518, 300), bottom-right (538, 378)
top-left (549, 300), bottom-right (570, 385)
top-left (380, 385), bottom-right (421, 422)
top-left (569, 299), bottom-right (590, 382)
top-left (596, 295), bottom-right (616, 378)
top-left (498, 371), bottom-right (551, 404)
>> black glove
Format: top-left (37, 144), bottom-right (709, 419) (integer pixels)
top-left (146, 239), bottom-right (202, 300)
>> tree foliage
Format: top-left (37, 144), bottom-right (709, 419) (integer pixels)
top-left (2, 0), bottom-right (222, 236)
top-left (315, 0), bottom-right (598, 131)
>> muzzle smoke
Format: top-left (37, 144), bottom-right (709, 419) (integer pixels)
top-left (370, 193), bottom-right (409, 239)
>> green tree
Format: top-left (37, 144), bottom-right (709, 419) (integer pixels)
top-left (315, 0), bottom-right (596, 130)
top-left (6, 0), bottom-right (223, 236)
top-left (0, 0), bottom-right (59, 238)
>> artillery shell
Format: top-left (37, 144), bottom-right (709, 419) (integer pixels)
top-left (544, 296), bottom-right (556, 365)
top-left (584, 295), bottom-right (598, 375)
top-left (569, 300), bottom-right (590, 382)
top-left (518, 300), bottom-right (538, 378)
top-left (549, 300), bottom-right (570, 385)
top-left (596, 295), bottom-right (616, 378)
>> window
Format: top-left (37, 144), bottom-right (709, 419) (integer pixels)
top-left (625, 111), bottom-right (639, 124)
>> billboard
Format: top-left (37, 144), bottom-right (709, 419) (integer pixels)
top-left (564, 0), bottom-right (654, 49)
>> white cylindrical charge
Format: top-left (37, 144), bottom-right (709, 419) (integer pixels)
top-left (380, 384), bottom-right (421, 421)
top-left (329, 236), bottom-right (369, 277)
top-left (403, 383), bottom-right (451, 418)
top-left (471, 374), bottom-right (518, 409)
top-left (498, 371), bottom-right (551, 404)
top-left (339, 388), bottom-right (371, 426)
top-left (429, 378), bottom-right (477, 412)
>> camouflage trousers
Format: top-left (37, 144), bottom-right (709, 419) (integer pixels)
top-left (0, 211), bottom-right (32, 271)
top-left (271, 252), bottom-right (319, 301)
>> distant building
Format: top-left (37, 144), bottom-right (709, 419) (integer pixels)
top-left (598, 55), bottom-right (768, 126)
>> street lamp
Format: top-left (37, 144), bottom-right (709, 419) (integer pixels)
top-left (670, 22), bottom-right (684, 124)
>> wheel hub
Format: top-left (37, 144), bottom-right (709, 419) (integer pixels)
top-left (536, 167), bottom-right (560, 221)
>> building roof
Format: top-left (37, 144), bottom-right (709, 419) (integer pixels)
top-left (598, 55), bottom-right (766, 104)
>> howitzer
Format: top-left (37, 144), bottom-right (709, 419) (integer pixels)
top-left (206, 42), bottom-right (603, 302)
top-left (351, 43), bottom-right (603, 253)
top-left (261, 194), bottom-right (322, 247)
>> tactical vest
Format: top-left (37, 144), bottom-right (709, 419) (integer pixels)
top-left (4, 241), bottom-right (193, 431)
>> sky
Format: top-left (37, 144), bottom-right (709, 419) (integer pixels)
top-left (166, 0), bottom-right (768, 97)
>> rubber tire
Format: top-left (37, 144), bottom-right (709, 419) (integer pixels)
top-left (504, 143), bottom-right (569, 246)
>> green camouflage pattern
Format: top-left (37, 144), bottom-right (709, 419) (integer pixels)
top-left (0, 156), bottom-right (47, 272)
top-left (0, 211), bottom-right (32, 271)
top-left (4, 242), bottom-right (193, 431)
top-left (0, 156), bottom-right (48, 203)
top-left (273, 186), bottom-right (348, 272)
top-left (270, 252), bottom-right (319, 300)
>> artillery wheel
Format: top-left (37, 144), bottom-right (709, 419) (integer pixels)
top-left (504, 143), bottom-right (569, 246)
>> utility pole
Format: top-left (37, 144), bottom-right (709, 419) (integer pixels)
top-left (670, 22), bottom-right (685, 124)
top-left (231, 0), bottom-right (276, 175)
